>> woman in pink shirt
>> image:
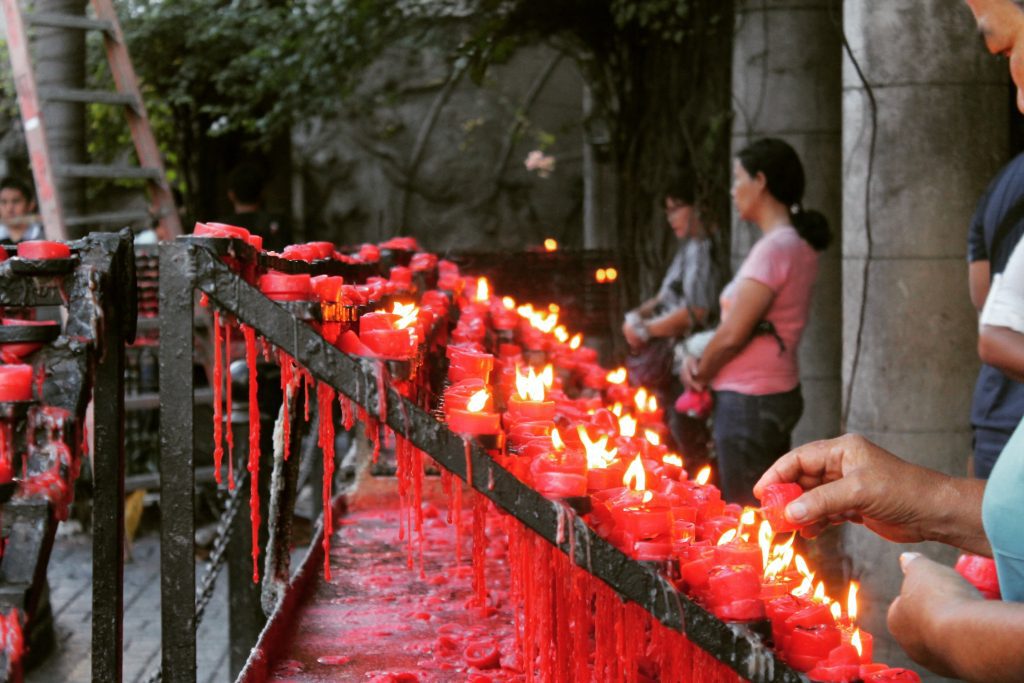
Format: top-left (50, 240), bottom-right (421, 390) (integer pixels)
top-left (682, 138), bottom-right (831, 505)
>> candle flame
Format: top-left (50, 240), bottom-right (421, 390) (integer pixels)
top-left (695, 466), bottom-right (711, 486)
top-left (848, 581), bottom-right (859, 623)
top-left (515, 365), bottom-right (547, 402)
top-left (475, 277), bottom-right (489, 303)
top-left (662, 453), bottom-right (684, 468)
top-left (541, 364), bottom-right (554, 389)
top-left (595, 268), bottom-right (607, 283)
top-left (610, 402), bottom-right (623, 417)
top-left (623, 454), bottom-right (646, 492)
top-left (642, 490), bottom-right (653, 503)
top-left (605, 267), bottom-right (618, 281)
top-left (717, 529), bottom-right (738, 546)
top-left (569, 333), bottom-right (582, 350)
top-left (548, 303), bottom-right (559, 313)
top-left (578, 424), bottom-right (616, 469)
top-left (830, 602), bottom-right (842, 622)
top-left (851, 629), bottom-right (863, 657)
top-left (813, 581), bottom-right (827, 603)
top-left (792, 554), bottom-right (815, 597)
top-left (618, 414), bottom-right (637, 438)
top-left (606, 368), bottom-right (627, 384)
top-left (466, 389), bottom-right (489, 413)
top-left (644, 429), bottom-right (661, 446)
top-left (758, 521), bottom-right (774, 568)
top-left (551, 427), bottom-right (565, 451)
top-left (502, 296), bottom-right (516, 309)
top-left (554, 325), bottom-right (569, 343)
top-left (392, 301), bottom-right (419, 330)
top-left (647, 395), bottom-right (658, 412)
top-left (634, 388), bottom-right (648, 412)
top-left (544, 238), bottom-right (558, 252)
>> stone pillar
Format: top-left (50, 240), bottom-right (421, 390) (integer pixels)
top-left (732, 0), bottom-right (843, 445)
top-left (842, 1), bottom-right (1007, 672)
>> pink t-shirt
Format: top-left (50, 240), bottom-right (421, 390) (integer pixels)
top-left (712, 226), bottom-right (819, 395)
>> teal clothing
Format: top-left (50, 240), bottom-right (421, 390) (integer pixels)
top-left (982, 417), bottom-right (1024, 601)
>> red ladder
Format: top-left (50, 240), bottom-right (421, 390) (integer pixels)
top-left (0, 0), bottom-right (183, 240)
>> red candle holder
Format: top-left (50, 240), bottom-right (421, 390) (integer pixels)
top-left (17, 241), bottom-right (71, 260)
top-left (0, 364), bottom-right (34, 402)
top-left (258, 272), bottom-right (313, 302)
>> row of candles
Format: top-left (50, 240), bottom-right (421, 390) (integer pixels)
top-left (197, 224), bottom-right (933, 681)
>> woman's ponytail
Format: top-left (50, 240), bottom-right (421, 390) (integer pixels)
top-left (791, 207), bottom-right (831, 252)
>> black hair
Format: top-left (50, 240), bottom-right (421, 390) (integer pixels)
top-left (227, 163), bottom-right (266, 205)
top-left (736, 138), bottom-right (831, 251)
top-left (664, 167), bottom-right (697, 206)
top-left (0, 177), bottom-right (33, 202)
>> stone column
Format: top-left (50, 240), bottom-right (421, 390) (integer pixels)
top-left (732, 0), bottom-right (843, 445)
top-left (842, 1), bottom-right (1007, 672)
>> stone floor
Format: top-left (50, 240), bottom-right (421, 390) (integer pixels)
top-left (26, 526), bottom-right (231, 683)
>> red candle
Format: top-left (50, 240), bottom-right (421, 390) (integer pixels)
top-left (530, 449), bottom-right (587, 498)
top-left (446, 408), bottom-right (501, 436)
top-left (0, 364), bottom-right (33, 401)
top-left (587, 461), bottom-right (626, 491)
top-left (706, 565), bottom-right (764, 621)
top-left (447, 346), bottom-right (494, 383)
top-left (758, 482), bottom-right (804, 533)
top-left (807, 643), bottom-right (860, 682)
top-left (955, 553), bottom-right (1001, 599)
top-left (632, 536), bottom-right (672, 562)
top-left (359, 312), bottom-right (416, 359)
top-left (787, 624), bottom-right (843, 672)
top-left (17, 240), bottom-right (70, 259)
top-left (258, 272), bottom-right (313, 301)
top-left (506, 395), bottom-right (556, 422)
top-left (841, 627), bottom-right (874, 664)
top-left (714, 542), bottom-right (763, 572)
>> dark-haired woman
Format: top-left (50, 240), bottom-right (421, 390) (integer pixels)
top-left (682, 138), bottom-right (831, 505)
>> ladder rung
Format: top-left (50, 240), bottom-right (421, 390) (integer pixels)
top-left (55, 164), bottom-right (162, 181)
top-left (64, 210), bottom-right (152, 227)
top-left (24, 12), bottom-right (114, 34)
top-left (38, 87), bottom-right (137, 108)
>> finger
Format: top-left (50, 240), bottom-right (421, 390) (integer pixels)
top-left (784, 476), bottom-right (864, 527)
top-left (753, 440), bottom-right (833, 497)
top-left (900, 551), bottom-right (923, 574)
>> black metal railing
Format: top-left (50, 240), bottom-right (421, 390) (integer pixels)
top-left (157, 236), bottom-right (804, 683)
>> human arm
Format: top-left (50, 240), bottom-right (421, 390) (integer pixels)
top-left (645, 305), bottom-right (709, 339)
top-left (681, 278), bottom-right (772, 391)
top-left (635, 296), bottom-right (661, 318)
top-left (889, 553), bottom-right (1024, 683)
top-left (753, 434), bottom-right (990, 555)
top-left (978, 325), bottom-right (1024, 382)
top-left (969, 260), bottom-right (991, 311)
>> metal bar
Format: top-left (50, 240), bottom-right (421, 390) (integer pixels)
top-left (91, 252), bottom-right (126, 683)
top-left (158, 243), bottom-right (196, 683)
top-left (177, 241), bottom-right (804, 683)
top-left (23, 12), bottom-right (114, 33)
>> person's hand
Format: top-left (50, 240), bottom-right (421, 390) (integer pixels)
top-left (681, 355), bottom-right (705, 392)
top-left (622, 321), bottom-right (642, 349)
top-left (888, 552), bottom-right (980, 678)
top-left (752, 434), bottom-right (953, 543)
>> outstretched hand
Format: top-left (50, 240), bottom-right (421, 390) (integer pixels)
top-left (753, 434), bottom-right (960, 545)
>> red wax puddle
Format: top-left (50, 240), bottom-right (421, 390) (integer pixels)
top-left (278, 351), bottom-right (294, 462)
top-left (243, 324), bottom-right (261, 582)
top-left (212, 311), bottom-right (224, 484)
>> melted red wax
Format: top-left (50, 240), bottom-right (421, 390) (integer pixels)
top-left (471, 492), bottom-right (487, 607)
top-left (243, 324), bottom-right (261, 582)
top-left (212, 311), bottom-right (224, 484)
top-left (0, 422), bottom-right (12, 484)
top-left (0, 609), bottom-right (24, 671)
top-left (316, 382), bottom-right (336, 581)
top-left (223, 324), bottom-right (235, 490)
top-left (278, 351), bottom-right (295, 462)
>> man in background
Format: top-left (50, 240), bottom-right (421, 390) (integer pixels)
top-left (0, 177), bottom-right (43, 244)
top-left (224, 163), bottom-right (292, 253)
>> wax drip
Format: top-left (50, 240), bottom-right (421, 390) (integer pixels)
top-left (375, 360), bottom-right (389, 423)
top-left (225, 324), bottom-right (235, 490)
top-left (0, 422), bottom-right (12, 484)
top-left (316, 382), bottom-right (335, 581)
top-left (471, 492), bottom-right (487, 607)
top-left (212, 311), bottom-right (224, 484)
top-left (277, 351), bottom-right (293, 462)
top-left (242, 324), bottom-right (261, 582)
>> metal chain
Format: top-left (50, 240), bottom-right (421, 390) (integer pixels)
top-left (141, 469), bottom-right (249, 683)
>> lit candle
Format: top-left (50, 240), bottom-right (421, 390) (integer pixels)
top-left (505, 365), bottom-right (555, 423)
top-left (359, 305), bottom-right (418, 359)
top-left (446, 389), bottom-right (501, 436)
